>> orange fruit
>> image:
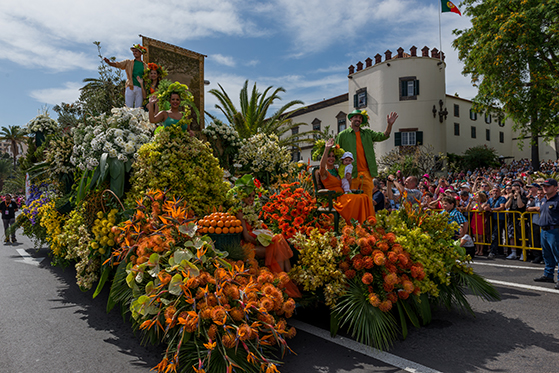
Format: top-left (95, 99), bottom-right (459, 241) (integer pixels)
top-left (222, 227), bottom-right (229, 234)
top-left (224, 220), bottom-right (231, 227)
top-left (200, 227), bottom-right (208, 234)
top-left (210, 220), bottom-right (217, 227)
top-left (235, 226), bottom-right (242, 233)
top-left (215, 227), bottom-right (222, 234)
top-left (234, 219), bottom-right (241, 227)
top-left (217, 220), bottom-right (224, 227)
top-left (208, 226), bottom-right (215, 234)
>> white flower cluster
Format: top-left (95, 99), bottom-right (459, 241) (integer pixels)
top-left (70, 107), bottom-right (155, 171)
top-left (25, 113), bottom-right (59, 133)
top-left (235, 133), bottom-right (291, 174)
top-left (202, 121), bottom-right (244, 147)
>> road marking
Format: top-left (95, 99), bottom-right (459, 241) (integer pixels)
top-left (471, 261), bottom-right (541, 270)
top-left (288, 319), bottom-right (443, 373)
top-left (15, 248), bottom-right (45, 266)
top-left (486, 279), bottom-right (559, 294)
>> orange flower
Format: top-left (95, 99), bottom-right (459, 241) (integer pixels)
top-left (378, 300), bottom-right (393, 312)
top-left (368, 293), bottom-right (381, 307)
top-left (361, 272), bottom-right (374, 285)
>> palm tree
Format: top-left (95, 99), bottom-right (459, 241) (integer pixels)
top-left (0, 126), bottom-right (26, 169)
top-left (0, 158), bottom-right (13, 191)
top-left (208, 80), bottom-right (316, 149)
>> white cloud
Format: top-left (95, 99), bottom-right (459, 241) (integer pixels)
top-left (0, 0), bottom-right (253, 71)
top-left (211, 54), bottom-right (236, 67)
top-left (29, 82), bottom-right (82, 105)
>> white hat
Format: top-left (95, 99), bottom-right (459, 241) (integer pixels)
top-left (461, 183), bottom-right (471, 190)
top-left (341, 152), bottom-right (354, 161)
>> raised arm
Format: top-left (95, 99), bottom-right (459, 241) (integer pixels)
top-left (319, 138), bottom-right (335, 179)
top-left (147, 95), bottom-right (166, 124)
top-left (384, 112), bottom-right (398, 138)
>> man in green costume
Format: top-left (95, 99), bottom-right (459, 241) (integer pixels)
top-left (104, 44), bottom-right (147, 108)
top-left (335, 109), bottom-right (398, 200)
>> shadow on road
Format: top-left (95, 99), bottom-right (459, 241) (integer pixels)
top-left (35, 247), bottom-right (165, 370)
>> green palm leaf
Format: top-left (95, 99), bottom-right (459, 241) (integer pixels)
top-left (333, 278), bottom-right (398, 350)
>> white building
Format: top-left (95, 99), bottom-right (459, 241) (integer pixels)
top-left (288, 46), bottom-right (558, 165)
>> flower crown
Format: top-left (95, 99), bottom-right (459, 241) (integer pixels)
top-left (311, 139), bottom-right (345, 163)
top-left (144, 63), bottom-right (168, 79)
top-left (360, 110), bottom-right (369, 125)
top-left (131, 44), bottom-right (147, 54)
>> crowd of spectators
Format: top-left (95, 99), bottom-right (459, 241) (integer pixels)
top-left (373, 158), bottom-right (559, 263)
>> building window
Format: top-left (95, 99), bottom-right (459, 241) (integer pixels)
top-left (399, 76), bottom-right (419, 101)
top-left (394, 131), bottom-right (423, 146)
top-left (353, 88), bottom-right (367, 108)
top-left (469, 109), bottom-right (477, 121)
top-left (291, 126), bottom-right (299, 135)
top-left (336, 111), bottom-right (347, 133)
top-left (499, 131), bottom-right (504, 143)
top-left (471, 126), bottom-right (476, 138)
top-left (454, 123), bottom-right (460, 136)
top-left (454, 104), bottom-right (460, 117)
top-left (291, 150), bottom-right (301, 162)
top-left (312, 118), bottom-right (321, 132)
top-left (498, 117), bottom-right (504, 127)
top-left (486, 129), bottom-right (490, 141)
top-left (485, 114), bottom-right (491, 124)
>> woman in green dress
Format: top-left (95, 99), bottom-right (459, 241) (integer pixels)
top-left (147, 92), bottom-right (193, 135)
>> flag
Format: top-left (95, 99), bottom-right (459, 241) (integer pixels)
top-left (441, 0), bottom-right (461, 16)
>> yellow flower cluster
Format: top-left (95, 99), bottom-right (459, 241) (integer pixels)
top-left (38, 201), bottom-right (66, 257)
top-left (91, 209), bottom-right (118, 254)
top-left (289, 229), bottom-right (346, 306)
top-left (58, 205), bottom-right (98, 290)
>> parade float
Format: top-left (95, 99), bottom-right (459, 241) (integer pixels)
top-left (14, 59), bottom-right (499, 373)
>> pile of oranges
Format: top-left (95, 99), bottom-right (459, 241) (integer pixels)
top-left (197, 212), bottom-right (243, 235)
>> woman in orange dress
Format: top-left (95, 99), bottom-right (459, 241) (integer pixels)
top-left (232, 175), bottom-right (301, 297)
top-left (320, 139), bottom-right (375, 223)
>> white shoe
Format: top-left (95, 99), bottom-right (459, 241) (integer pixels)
top-left (506, 253), bottom-right (517, 260)
top-left (519, 254), bottom-right (524, 261)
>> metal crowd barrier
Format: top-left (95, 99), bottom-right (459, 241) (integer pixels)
top-left (458, 209), bottom-right (540, 261)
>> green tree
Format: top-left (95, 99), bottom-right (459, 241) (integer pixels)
top-left (0, 126), bottom-right (27, 169)
top-left (208, 80), bottom-right (314, 149)
top-left (79, 41), bottom-right (125, 116)
top-left (463, 145), bottom-right (500, 170)
top-left (453, 0), bottom-right (559, 170)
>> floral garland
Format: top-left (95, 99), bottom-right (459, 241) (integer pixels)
top-left (234, 133), bottom-right (291, 181)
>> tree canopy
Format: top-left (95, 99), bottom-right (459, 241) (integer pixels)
top-left (452, 0), bottom-right (559, 169)
top-left (0, 125), bottom-right (26, 169)
top-left (208, 80), bottom-right (313, 149)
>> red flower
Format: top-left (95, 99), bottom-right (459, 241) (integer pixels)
top-left (253, 178), bottom-right (261, 188)
top-left (361, 272), bottom-right (374, 285)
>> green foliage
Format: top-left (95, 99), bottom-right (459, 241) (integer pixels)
top-left (446, 152), bottom-right (466, 173)
top-left (378, 145), bottom-right (445, 178)
top-left (0, 125), bottom-right (27, 169)
top-left (463, 145), bottom-right (499, 170)
top-left (453, 0), bottom-right (559, 168)
top-left (79, 41), bottom-right (126, 116)
top-left (332, 278), bottom-right (398, 350)
top-left (128, 126), bottom-right (231, 216)
top-left (208, 80), bottom-right (315, 150)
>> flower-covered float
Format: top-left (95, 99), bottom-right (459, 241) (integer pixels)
top-left (15, 80), bottom-right (499, 373)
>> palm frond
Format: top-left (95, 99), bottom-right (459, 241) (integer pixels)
top-left (333, 278), bottom-right (398, 350)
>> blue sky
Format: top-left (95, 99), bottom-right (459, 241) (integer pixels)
top-left (0, 0), bottom-right (474, 129)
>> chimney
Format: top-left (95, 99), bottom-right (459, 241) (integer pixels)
top-left (431, 47), bottom-right (439, 58)
top-left (348, 65), bottom-right (355, 74)
top-left (365, 57), bottom-right (372, 68)
top-left (397, 47), bottom-right (404, 58)
top-left (421, 46), bottom-right (429, 57)
top-left (441, 51), bottom-right (446, 61)
top-left (384, 50), bottom-right (392, 60)
top-left (356, 61), bottom-right (363, 71)
top-left (410, 45), bottom-right (417, 57)
top-left (374, 53), bottom-right (382, 64)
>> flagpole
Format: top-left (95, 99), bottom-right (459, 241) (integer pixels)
top-left (438, 0), bottom-right (443, 61)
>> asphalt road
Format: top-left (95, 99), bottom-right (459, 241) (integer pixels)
top-left (1, 233), bottom-right (558, 373)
